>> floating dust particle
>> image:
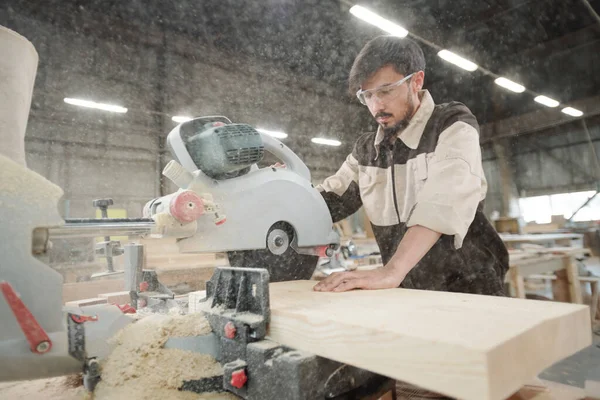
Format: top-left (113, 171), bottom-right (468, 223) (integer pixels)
top-left (93, 313), bottom-right (237, 400)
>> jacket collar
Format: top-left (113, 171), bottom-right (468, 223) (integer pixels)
top-left (373, 90), bottom-right (435, 156)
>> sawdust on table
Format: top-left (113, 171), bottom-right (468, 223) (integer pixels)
top-left (0, 376), bottom-right (87, 400)
top-left (93, 312), bottom-right (237, 400)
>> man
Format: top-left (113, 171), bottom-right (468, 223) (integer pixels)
top-left (313, 35), bottom-right (509, 295)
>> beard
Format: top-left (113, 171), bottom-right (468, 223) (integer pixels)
top-left (380, 91), bottom-right (415, 142)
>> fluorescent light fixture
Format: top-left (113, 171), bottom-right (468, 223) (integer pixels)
top-left (64, 98), bottom-right (127, 113)
top-left (437, 50), bottom-right (478, 72)
top-left (561, 107), bottom-right (584, 117)
top-left (349, 5), bottom-right (408, 38)
top-left (494, 77), bottom-right (525, 93)
top-left (534, 95), bottom-right (559, 108)
top-left (256, 128), bottom-right (288, 139)
top-left (311, 138), bottom-right (341, 146)
top-left (172, 116), bottom-right (193, 123)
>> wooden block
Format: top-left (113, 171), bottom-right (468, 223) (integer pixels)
top-left (156, 266), bottom-right (216, 292)
top-left (62, 279), bottom-right (125, 303)
top-left (188, 290), bottom-right (207, 313)
top-left (263, 281), bottom-right (591, 400)
top-left (98, 291), bottom-right (131, 305)
top-left (64, 297), bottom-right (108, 307)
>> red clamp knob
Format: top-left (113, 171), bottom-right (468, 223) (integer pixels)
top-left (224, 322), bottom-right (236, 339)
top-left (70, 314), bottom-right (99, 324)
top-left (230, 369), bottom-right (247, 389)
top-left (0, 281), bottom-right (52, 354)
top-left (139, 281), bottom-right (149, 292)
top-left (116, 304), bottom-right (136, 314)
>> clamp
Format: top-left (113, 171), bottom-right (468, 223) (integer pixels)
top-left (92, 198), bottom-right (124, 278)
top-left (183, 267), bottom-right (394, 400)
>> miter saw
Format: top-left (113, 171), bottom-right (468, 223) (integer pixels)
top-left (143, 115), bottom-right (340, 281)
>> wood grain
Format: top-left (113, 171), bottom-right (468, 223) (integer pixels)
top-left (265, 281), bottom-right (591, 400)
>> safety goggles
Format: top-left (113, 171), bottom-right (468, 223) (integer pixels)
top-left (356, 73), bottom-right (415, 105)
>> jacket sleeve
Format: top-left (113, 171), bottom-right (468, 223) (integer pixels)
top-left (316, 149), bottom-right (363, 223)
top-left (406, 104), bottom-right (487, 249)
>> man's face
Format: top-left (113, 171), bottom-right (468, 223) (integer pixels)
top-left (359, 65), bottom-right (420, 137)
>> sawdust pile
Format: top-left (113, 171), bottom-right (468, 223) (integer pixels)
top-left (94, 312), bottom-right (236, 400)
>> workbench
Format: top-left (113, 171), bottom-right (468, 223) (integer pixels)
top-left (500, 233), bottom-right (585, 249)
top-left (506, 247), bottom-right (593, 304)
top-left (507, 253), bottom-right (582, 303)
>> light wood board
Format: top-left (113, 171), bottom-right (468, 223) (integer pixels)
top-left (264, 281), bottom-right (592, 400)
top-left (62, 279), bottom-right (125, 303)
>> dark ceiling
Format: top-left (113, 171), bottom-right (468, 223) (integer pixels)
top-left (5, 0), bottom-right (600, 125)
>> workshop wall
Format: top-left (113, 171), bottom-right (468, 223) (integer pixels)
top-left (481, 116), bottom-right (600, 217)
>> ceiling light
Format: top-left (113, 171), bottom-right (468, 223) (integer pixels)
top-left (561, 107), bottom-right (584, 117)
top-left (256, 128), bottom-right (288, 139)
top-left (64, 98), bottom-right (127, 113)
top-left (494, 77), bottom-right (526, 93)
top-left (311, 138), bottom-right (341, 146)
top-left (534, 95), bottom-right (559, 108)
top-left (349, 5), bottom-right (408, 38)
top-left (437, 50), bottom-right (478, 72)
top-left (172, 116), bottom-right (193, 123)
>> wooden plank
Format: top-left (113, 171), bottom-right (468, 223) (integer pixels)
top-left (263, 281), bottom-right (591, 400)
top-left (564, 257), bottom-right (584, 304)
top-left (500, 233), bottom-right (584, 243)
top-left (509, 267), bottom-right (526, 298)
top-left (98, 291), bottom-right (131, 305)
top-left (64, 297), bottom-right (108, 307)
top-left (188, 290), bottom-right (207, 313)
top-left (62, 279), bottom-right (125, 303)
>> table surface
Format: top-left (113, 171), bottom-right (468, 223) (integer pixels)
top-left (500, 233), bottom-right (584, 242)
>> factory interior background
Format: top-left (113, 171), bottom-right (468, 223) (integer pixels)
top-left (2, 0), bottom-right (600, 398)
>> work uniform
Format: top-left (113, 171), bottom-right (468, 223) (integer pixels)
top-left (317, 90), bottom-right (509, 296)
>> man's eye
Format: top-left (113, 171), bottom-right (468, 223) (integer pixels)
top-left (379, 89), bottom-right (392, 96)
top-left (364, 92), bottom-right (373, 100)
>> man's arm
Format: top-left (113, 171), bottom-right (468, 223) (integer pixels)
top-left (405, 112), bottom-right (485, 249)
top-left (316, 151), bottom-right (363, 223)
top-left (314, 105), bottom-right (484, 292)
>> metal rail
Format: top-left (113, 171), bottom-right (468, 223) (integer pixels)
top-left (47, 218), bottom-right (156, 239)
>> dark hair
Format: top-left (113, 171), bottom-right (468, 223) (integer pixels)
top-left (348, 35), bottom-right (426, 95)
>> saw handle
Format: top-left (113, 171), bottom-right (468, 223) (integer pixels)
top-left (260, 133), bottom-right (311, 182)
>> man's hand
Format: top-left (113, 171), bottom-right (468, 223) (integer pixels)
top-left (313, 264), bottom-right (405, 292)
top-left (313, 225), bottom-right (442, 293)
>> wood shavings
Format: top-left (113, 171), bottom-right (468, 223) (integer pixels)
top-left (94, 312), bottom-right (237, 400)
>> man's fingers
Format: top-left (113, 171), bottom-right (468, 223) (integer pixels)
top-left (313, 271), bottom-right (355, 291)
top-left (332, 279), bottom-right (358, 292)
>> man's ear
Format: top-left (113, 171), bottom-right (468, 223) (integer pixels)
top-left (412, 71), bottom-right (425, 92)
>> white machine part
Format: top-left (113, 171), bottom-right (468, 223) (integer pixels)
top-left (0, 26), bottom-right (132, 386)
top-left (144, 117), bottom-right (339, 281)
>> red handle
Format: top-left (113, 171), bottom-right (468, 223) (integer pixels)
top-left (1, 281), bottom-right (52, 354)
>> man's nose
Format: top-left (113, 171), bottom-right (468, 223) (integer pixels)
top-left (369, 97), bottom-right (386, 113)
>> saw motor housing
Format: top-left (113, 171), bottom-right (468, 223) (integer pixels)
top-left (169, 116), bottom-right (265, 180)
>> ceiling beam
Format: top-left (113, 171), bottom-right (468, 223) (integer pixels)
top-left (480, 94), bottom-right (600, 143)
top-left (511, 23), bottom-right (600, 61)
